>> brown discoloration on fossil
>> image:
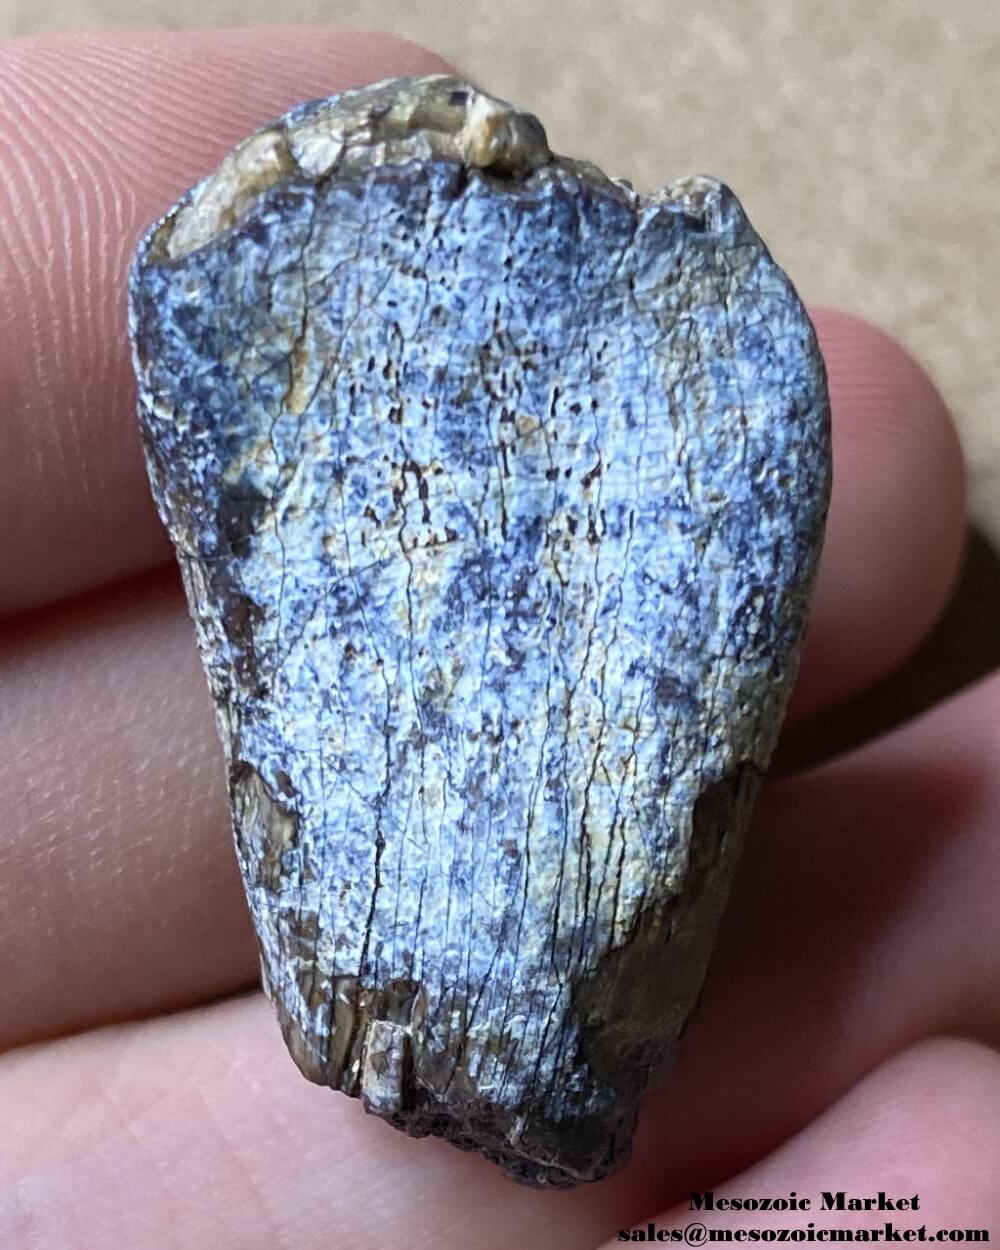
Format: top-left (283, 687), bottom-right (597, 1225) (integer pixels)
top-left (166, 129), bottom-right (297, 261)
top-left (230, 762), bottom-right (299, 893)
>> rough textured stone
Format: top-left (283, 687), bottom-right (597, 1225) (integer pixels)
top-left (128, 74), bottom-right (831, 1186)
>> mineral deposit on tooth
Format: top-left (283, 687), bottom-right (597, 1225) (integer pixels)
top-left (128, 74), bottom-right (831, 1186)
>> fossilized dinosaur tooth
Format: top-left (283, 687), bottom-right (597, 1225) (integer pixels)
top-left (127, 74), bottom-right (831, 1186)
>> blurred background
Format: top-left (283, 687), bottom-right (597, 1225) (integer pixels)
top-left (2, 0), bottom-right (998, 750)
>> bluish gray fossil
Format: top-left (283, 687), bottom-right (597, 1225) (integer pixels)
top-left (128, 74), bottom-right (831, 1186)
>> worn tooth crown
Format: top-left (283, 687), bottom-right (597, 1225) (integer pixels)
top-left (128, 74), bottom-right (831, 1187)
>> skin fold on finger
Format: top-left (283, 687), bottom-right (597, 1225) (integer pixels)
top-left (602, 1037), bottom-right (1000, 1246)
top-left (0, 26), bottom-right (452, 614)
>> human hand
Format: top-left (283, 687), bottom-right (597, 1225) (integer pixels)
top-left (1, 26), bottom-right (994, 1247)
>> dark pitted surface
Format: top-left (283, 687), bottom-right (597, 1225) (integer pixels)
top-left (129, 75), bottom-right (830, 1186)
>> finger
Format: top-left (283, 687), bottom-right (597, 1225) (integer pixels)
top-left (3, 1009), bottom-right (998, 1249)
top-left (0, 995), bottom-right (646, 1250)
top-left (777, 526), bottom-right (1000, 772)
top-left (605, 1038), bottom-right (1000, 1245)
top-left (0, 569), bottom-right (258, 1051)
top-left (0, 26), bottom-right (451, 614)
top-left (788, 308), bottom-right (965, 723)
